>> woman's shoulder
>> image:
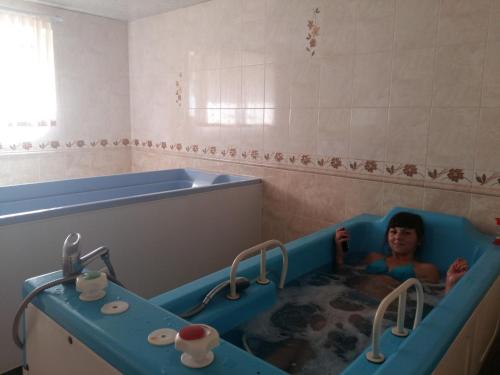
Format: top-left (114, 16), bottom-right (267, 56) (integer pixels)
top-left (360, 252), bottom-right (385, 265)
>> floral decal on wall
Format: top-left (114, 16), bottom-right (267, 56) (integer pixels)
top-left (1, 138), bottom-right (130, 153)
top-left (175, 72), bottom-right (183, 107)
top-left (305, 8), bottom-right (320, 56)
top-left (475, 172), bottom-right (500, 186)
top-left (126, 139), bottom-right (500, 193)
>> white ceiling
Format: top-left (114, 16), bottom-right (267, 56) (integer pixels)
top-left (23, 0), bottom-right (211, 20)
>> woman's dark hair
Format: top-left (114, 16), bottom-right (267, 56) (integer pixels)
top-left (386, 212), bottom-right (424, 242)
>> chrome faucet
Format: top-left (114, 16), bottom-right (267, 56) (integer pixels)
top-left (62, 233), bottom-right (116, 278)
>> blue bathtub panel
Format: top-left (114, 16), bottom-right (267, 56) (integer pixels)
top-left (24, 271), bottom-right (284, 375)
top-left (0, 169), bottom-right (261, 226)
top-left (343, 329), bottom-right (409, 375)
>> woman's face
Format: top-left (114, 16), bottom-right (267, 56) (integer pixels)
top-left (387, 227), bottom-right (419, 257)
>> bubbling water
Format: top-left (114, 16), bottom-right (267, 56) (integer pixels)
top-left (225, 266), bottom-right (445, 375)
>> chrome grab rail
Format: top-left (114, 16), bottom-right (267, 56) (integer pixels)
top-left (366, 278), bottom-right (424, 364)
top-left (226, 240), bottom-right (288, 300)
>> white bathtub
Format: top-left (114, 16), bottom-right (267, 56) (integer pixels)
top-left (0, 168), bottom-right (262, 372)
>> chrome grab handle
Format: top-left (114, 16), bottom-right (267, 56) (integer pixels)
top-left (227, 240), bottom-right (288, 300)
top-left (366, 278), bottom-right (424, 364)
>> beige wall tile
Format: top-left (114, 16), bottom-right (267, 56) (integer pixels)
top-left (39, 153), bottom-right (68, 182)
top-left (350, 108), bottom-right (388, 160)
top-left (242, 64), bottom-right (265, 108)
top-left (263, 108), bottom-right (290, 152)
top-left (66, 150), bottom-right (93, 178)
top-left (242, 21), bottom-right (266, 66)
top-left (395, 0), bottom-right (439, 50)
top-left (285, 170), bottom-right (318, 219)
top-left (356, 0), bottom-right (395, 20)
top-left (390, 48), bottom-right (434, 107)
top-left (1, 154), bottom-right (39, 186)
top-left (474, 108), bottom-right (500, 171)
top-left (356, 15), bottom-right (394, 54)
top-left (321, 0), bottom-right (356, 24)
top-left (488, 12), bottom-right (500, 41)
top-left (469, 194), bottom-right (500, 234)
top-left (438, 12), bottom-right (489, 46)
top-left (423, 189), bottom-right (471, 217)
top-left (440, 0), bottom-right (491, 16)
top-left (433, 43), bottom-right (485, 107)
top-left (264, 63), bottom-right (291, 108)
top-left (90, 149), bottom-right (130, 176)
top-left (220, 67), bottom-right (242, 109)
top-left (382, 183), bottom-right (424, 212)
top-left (264, 2), bottom-right (293, 64)
top-left (198, 110), bottom-right (221, 146)
top-left (387, 108), bottom-right (429, 165)
top-left (345, 178), bottom-right (385, 218)
top-left (289, 109), bottom-right (318, 154)
top-left (313, 174), bottom-right (350, 223)
top-left (427, 108), bottom-right (479, 169)
top-left (220, 109), bottom-right (242, 148)
top-left (318, 21), bottom-right (356, 57)
top-left (0, 157), bottom-right (9, 186)
top-left (205, 69), bottom-right (221, 109)
top-left (353, 52), bottom-right (391, 107)
top-left (262, 206), bottom-right (287, 242)
top-left (319, 55), bottom-right (354, 108)
top-left (262, 167), bottom-right (289, 213)
top-left (493, 0), bottom-right (500, 13)
top-left (317, 109), bottom-right (351, 157)
top-left (241, 109), bottom-right (264, 150)
top-left (482, 41), bottom-right (500, 107)
top-left (290, 61), bottom-right (321, 108)
top-left (285, 214), bottom-right (332, 242)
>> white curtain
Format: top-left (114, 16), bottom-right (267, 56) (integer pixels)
top-left (0, 11), bottom-right (56, 143)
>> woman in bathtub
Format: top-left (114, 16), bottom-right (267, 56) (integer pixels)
top-left (334, 211), bottom-right (468, 294)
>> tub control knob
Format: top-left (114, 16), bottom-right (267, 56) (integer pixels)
top-left (175, 324), bottom-right (219, 368)
top-left (76, 271), bottom-right (107, 301)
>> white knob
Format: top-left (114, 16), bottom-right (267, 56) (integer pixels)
top-left (175, 324), bottom-right (220, 368)
top-left (76, 271), bottom-right (107, 301)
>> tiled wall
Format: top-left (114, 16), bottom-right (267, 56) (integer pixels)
top-left (0, 0), bottom-right (131, 186)
top-left (129, 0), bottom-right (500, 238)
top-left (132, 149), bottom-right (500, 240)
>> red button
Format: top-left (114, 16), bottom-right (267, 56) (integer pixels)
top-left (179, 325), bottom-right (206, 341)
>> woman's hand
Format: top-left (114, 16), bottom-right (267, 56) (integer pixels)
top-left (445, 258), bottom-right (468, 292)
top-left (334, 227), bottom-right (349, 266)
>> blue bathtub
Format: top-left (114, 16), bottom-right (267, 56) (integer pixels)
top-left (3, 169), bottom-right (262, 373)
top-left (22, 208), bottom-right (500, 374)
top-left (0, 168), bottom-right (258, 225)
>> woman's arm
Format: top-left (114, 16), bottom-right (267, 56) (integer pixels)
top-left (414, 262), bottom-right (440, 283)
top-left (445, 258), bottom-right (468, 292)
top-left (359, 252), bottom-right (385, 265)
top-left (334, 227), bottom-right (349, 266)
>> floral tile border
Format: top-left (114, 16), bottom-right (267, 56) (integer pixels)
top-left (126, 139), bottom-right (500, 195)
top-left (0, 138), bottom-right (131, 154)
top-left (425, 167), bottom-right (474, 187)
top-left (473, 171), bottom-right (500, 188)
top-left (384, 163), bottom-right (426, 180)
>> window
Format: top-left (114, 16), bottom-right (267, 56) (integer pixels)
top-left (0, 11), bottom-right (57, 143)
